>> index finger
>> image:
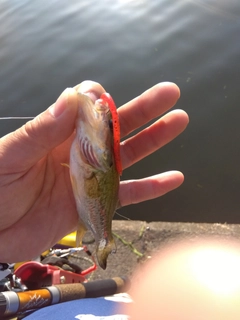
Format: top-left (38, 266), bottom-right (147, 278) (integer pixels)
top-left (118, 82), bottom-right (181, 138)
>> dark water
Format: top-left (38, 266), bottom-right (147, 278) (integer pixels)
top-left (0, 0), bottom-right (240, 223)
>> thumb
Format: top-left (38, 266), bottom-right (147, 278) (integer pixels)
top-left (0, 87), bottom-right (79, 171)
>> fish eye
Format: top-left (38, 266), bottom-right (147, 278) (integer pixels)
top-left (108, 119), bottom-right (113, 131)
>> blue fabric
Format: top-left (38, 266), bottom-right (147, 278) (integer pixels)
top-left (23, 295), bottom-right (131, 319)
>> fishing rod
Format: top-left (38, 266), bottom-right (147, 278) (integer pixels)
top-left (0, 276), bottom-right (130, 318)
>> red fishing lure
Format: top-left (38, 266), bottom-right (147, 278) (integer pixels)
top-left (100, 93), bottom-right (122, 175)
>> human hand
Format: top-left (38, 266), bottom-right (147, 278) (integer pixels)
top-left (0, 81), bottom-right (189, 262)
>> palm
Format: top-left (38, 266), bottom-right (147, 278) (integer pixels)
top-left (0, 81), bottom-right (189, 262)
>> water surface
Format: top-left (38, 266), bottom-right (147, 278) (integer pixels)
top-left (0, 0), bottom-right (240, 222)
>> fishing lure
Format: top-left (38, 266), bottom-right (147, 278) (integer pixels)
top-left (100, 93), bottom-right (122, 175)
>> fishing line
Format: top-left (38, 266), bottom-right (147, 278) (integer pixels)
top-left (114, 210), bottom-right (132, 221)
top-left (0, 117), bottom-right (35, 120)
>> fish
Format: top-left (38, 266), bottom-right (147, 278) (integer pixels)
top-left (69, 91), bottom-right (122, 269)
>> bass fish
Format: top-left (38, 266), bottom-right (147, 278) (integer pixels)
top-left (69, 91), bottom-right (122, 269)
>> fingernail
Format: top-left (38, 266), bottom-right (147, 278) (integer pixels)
top-left (77, 82), bottom-right (101, 103)
top-left (49, 88), bottom-right (72, 118)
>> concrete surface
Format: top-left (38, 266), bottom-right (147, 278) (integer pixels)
top-left (70, 220), bottom-right (240, 281)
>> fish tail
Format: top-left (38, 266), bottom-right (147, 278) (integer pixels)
top-left (96, 237), bottom-right (116, 270)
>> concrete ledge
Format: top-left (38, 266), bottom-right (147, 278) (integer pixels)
top-left (74, 221), bottom-right (240, 280)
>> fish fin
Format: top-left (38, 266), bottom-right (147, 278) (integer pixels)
top-left (96, 237), bottom-right (116, 270)
top-left (70, 174), bottom-right (78, 195)
top-left (76, 222), bottom-right (87, 247)
top-left (61, 163), bottom-right (70, 169)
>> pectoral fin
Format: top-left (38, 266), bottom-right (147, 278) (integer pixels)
top-left (76, 222), bottom-right (87, 247)
top-left (70, 174), bottom-right (78, 196)
top-left (61, 163), bottom-right (70, 168)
